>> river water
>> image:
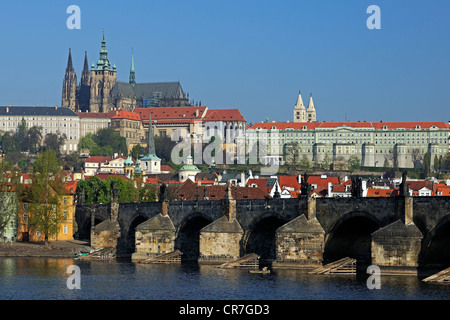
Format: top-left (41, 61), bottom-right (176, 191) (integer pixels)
top-left (1, 257), bottom-right (450, 301)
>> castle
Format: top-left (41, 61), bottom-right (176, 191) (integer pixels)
top-left (61, 31), bottom-right (191, 113)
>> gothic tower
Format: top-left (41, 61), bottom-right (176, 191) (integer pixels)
top-left (77, 51), bottom-right (91, 112)
top-left (293, 91), bottom-right (306, 123)
top-left (61, 48), bottom-right (78, 111)
top-left (89, 30), bottom-right (117, 113)
top-left (306, 93), bottom-right (317, 122)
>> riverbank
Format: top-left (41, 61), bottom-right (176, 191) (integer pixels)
top-left (0, 240), bottom-right (90, 258)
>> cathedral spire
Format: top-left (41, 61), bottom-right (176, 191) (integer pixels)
top-left (66, 48), bottom-right (74, 71)
top-left (295, 91), bottom-right (305, 110)
top-left (81, 51), bottom-right (90, 86)
top-left (307, 93), bottom-right (315, 111)
top-left (129, 49), bottom-right (136, 86)
top-left (95, 29), bottom-right (113, 71)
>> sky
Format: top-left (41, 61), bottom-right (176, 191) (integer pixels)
top-left (0, 0), bottom-right (449, 124)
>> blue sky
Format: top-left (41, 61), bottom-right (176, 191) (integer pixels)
top-left (0, 0), bottom-right (449, 124)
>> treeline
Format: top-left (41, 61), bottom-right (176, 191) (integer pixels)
top-left (76, 176), bottom-right (159, 204)
top-left (78, 128), bottom-right (127, 156)
top-left (0, 119), bottom-right (67, 168)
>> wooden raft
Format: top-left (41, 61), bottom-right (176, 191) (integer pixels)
top-left (216, 253), bottom-right (260, 269)
top-left (139, 250), bottom-right (183, 264)
top-left (423, 267), bottom-right (450, 283)
top-left (308, 257), bottom-right (357, 275)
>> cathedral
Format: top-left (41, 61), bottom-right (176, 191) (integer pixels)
top-left (62, 31), bottom-right (191, 113)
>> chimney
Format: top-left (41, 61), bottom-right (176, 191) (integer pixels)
top-left (240, 171), bottom-right (245, 187)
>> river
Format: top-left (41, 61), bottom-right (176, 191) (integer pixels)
top-left (1, 257), bottom-right (450, 301)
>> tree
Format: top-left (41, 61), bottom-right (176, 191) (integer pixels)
top-left (322, 152), bottom-right (331, 170)
top-left (284, 142), bottom-right (300, 166)
top-left (299, 154), bottom-right (310, 169)
top-left (130, 144), bottom-right (143, 162)
top-left (348, 155), bottom-right (360, 172)
top-left (423, 152), bottom-right (431, 177)
top-left (43, 133), bottom-right (67, 157)
top-left (411, 148), bottom-right (423, 169)
top-left (26, 150), bottom-right (64, 245)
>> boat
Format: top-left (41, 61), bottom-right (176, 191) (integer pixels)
top-left (249, 267), bottom-right (271, 274)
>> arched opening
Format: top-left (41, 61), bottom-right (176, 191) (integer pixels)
top-left (420, 217), bottom-right (450, 269)
top-left (125, 216), bottom-right (148, 255)
top-left (324, 214), bottom-right (380, 268)
top-left (77, 218), bottom-right (103, 241)
top-left (176, 214), bottom-right (211, 263)
top-left (244, 216), bottom-right (286, 267)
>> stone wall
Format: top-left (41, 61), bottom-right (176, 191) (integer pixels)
top-left (371, 220), bottom-right (423, 274)
top-left (90, 219), bottom-right (120, 251)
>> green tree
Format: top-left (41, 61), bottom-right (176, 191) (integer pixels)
top-left (26, 150), bottom-right (64, 245)
top-left (284, 142), bottom-right (300, 166)
top-left (130, 144), bottom-right (143, 162)
top-left (43, 133), bottom-right (67, 157)
top-left (299, 154), bottom-right (310, 169)
top-left (322, 152), bottom-right (331, 170)
top-left (348, 155), bottom-right (361, 172)
top-left (423, 152), bottom-right (431, 176)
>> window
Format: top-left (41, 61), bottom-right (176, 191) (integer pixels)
top-left (63, 225), bottom-right (68, 234)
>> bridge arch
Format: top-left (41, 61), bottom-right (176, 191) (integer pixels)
top-left (420, 212), bottom-right (450, 269)
top-left (175, 211), bottom-right (213, 262)
top-left (242, 211), bottom-right (287, 266)
top-left (324, 210), bottom-right (382, 266)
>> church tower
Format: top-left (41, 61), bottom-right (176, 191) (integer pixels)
top-left (89, 30), bottom-right (117, 113)
top-left (293, 91), bottom-right (306, 123)
top-left (306, 93), bottom-right (316, 122)
top-left (61, 48), bottom-right (78, 111)
top-left (77, 51), bottom-right (91, 112)
top-left (129, 49), bottom-right (136, 86)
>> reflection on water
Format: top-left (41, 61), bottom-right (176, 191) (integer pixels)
top-left (0, 257), bottom-right (450, 300)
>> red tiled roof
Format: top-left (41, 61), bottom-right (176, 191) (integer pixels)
top-left (366, 188), bottom-right (399, 197)
top-left (307, 175), bottom-right (340, 188)
top-left (64, 181), bottom-right (77, 195)
top-left (85, 156), bottom-right (112, 163)
top-left (435, 183), bottom-right (450, 196)
top-left (406, 180), bottom-right (433, 191)
top-left (111, 110), bottom-right (141, 121)
top-left (249, 121), bottom-right (450, 131)
top-left (279, 176), bottom-right (301, 190)
top-left (203, 109), bottom-right (246, 122)
top-left (134, 107), bottom-right (206, 123)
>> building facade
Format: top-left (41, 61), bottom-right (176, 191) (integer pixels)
top-left (0, 106), bottom-right (80, 154)
top-left (246, 121), bottom-right (450, 169)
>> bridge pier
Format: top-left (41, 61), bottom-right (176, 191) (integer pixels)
top-left (273, 197), bottom-right (325, 269)
top-left (131, 208), bottom-right (176, 261)
top-left (370, 196), bottom-right (423, 274)
top-left (90, 201), bottom-right (121, 252)
top-left (199, 184), bottom-right (244, 264)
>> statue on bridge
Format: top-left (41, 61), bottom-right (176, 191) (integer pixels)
top-left (159, 183), bottom-right (167, 202)
top-left (399, 171), bottom-right (409, 197)
top-left (300, 172), bottom-right (311, 196)
top-left (110, 181), bottom-right (118, 203)
top-left (351, 177), bottom-right (363, 198)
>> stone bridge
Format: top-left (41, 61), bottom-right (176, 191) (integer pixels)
top-left (75, 193), bottom-right (450, 275)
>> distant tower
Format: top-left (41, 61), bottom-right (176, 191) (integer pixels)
top-left (61, 48), bottom-right (78, 110)
top-left (77, 51), bottom-right (91, 112)
top-left (129, 49), bottom-right (136, 86)
top-left (89, 30), bottom-right (117, 113)
top-left (306, 93), bottom-right (316, 122)
top-left (293, 91), bottom-right (306, 123)
top-left (139, 112), bottom-right (161, 174)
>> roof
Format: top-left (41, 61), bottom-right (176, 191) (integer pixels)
top-left (77, 110), bottom-right (117, 118)
top-left (85, 156), bottom-right (112, 163)
top-left (249, 121), bottom-right (450, 131)
top-left (406, 180), bottom-right (433, 191)
top-left (134, 106), bottom-right (206, 124)
top-left (176, 179), bottom-right (268, 200)
top-left (0, 106), bottom-right (78, 117)
top-left (366, 188), bottom-right (399, 197)
top-left (110, 81), bottom-right (185, 100)
top-left (111, 110), bottom-right (141, 121)
top-left (307, 175), bottom-right (340, 188)
top-left (203, 109), bottom-right (246, 122)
